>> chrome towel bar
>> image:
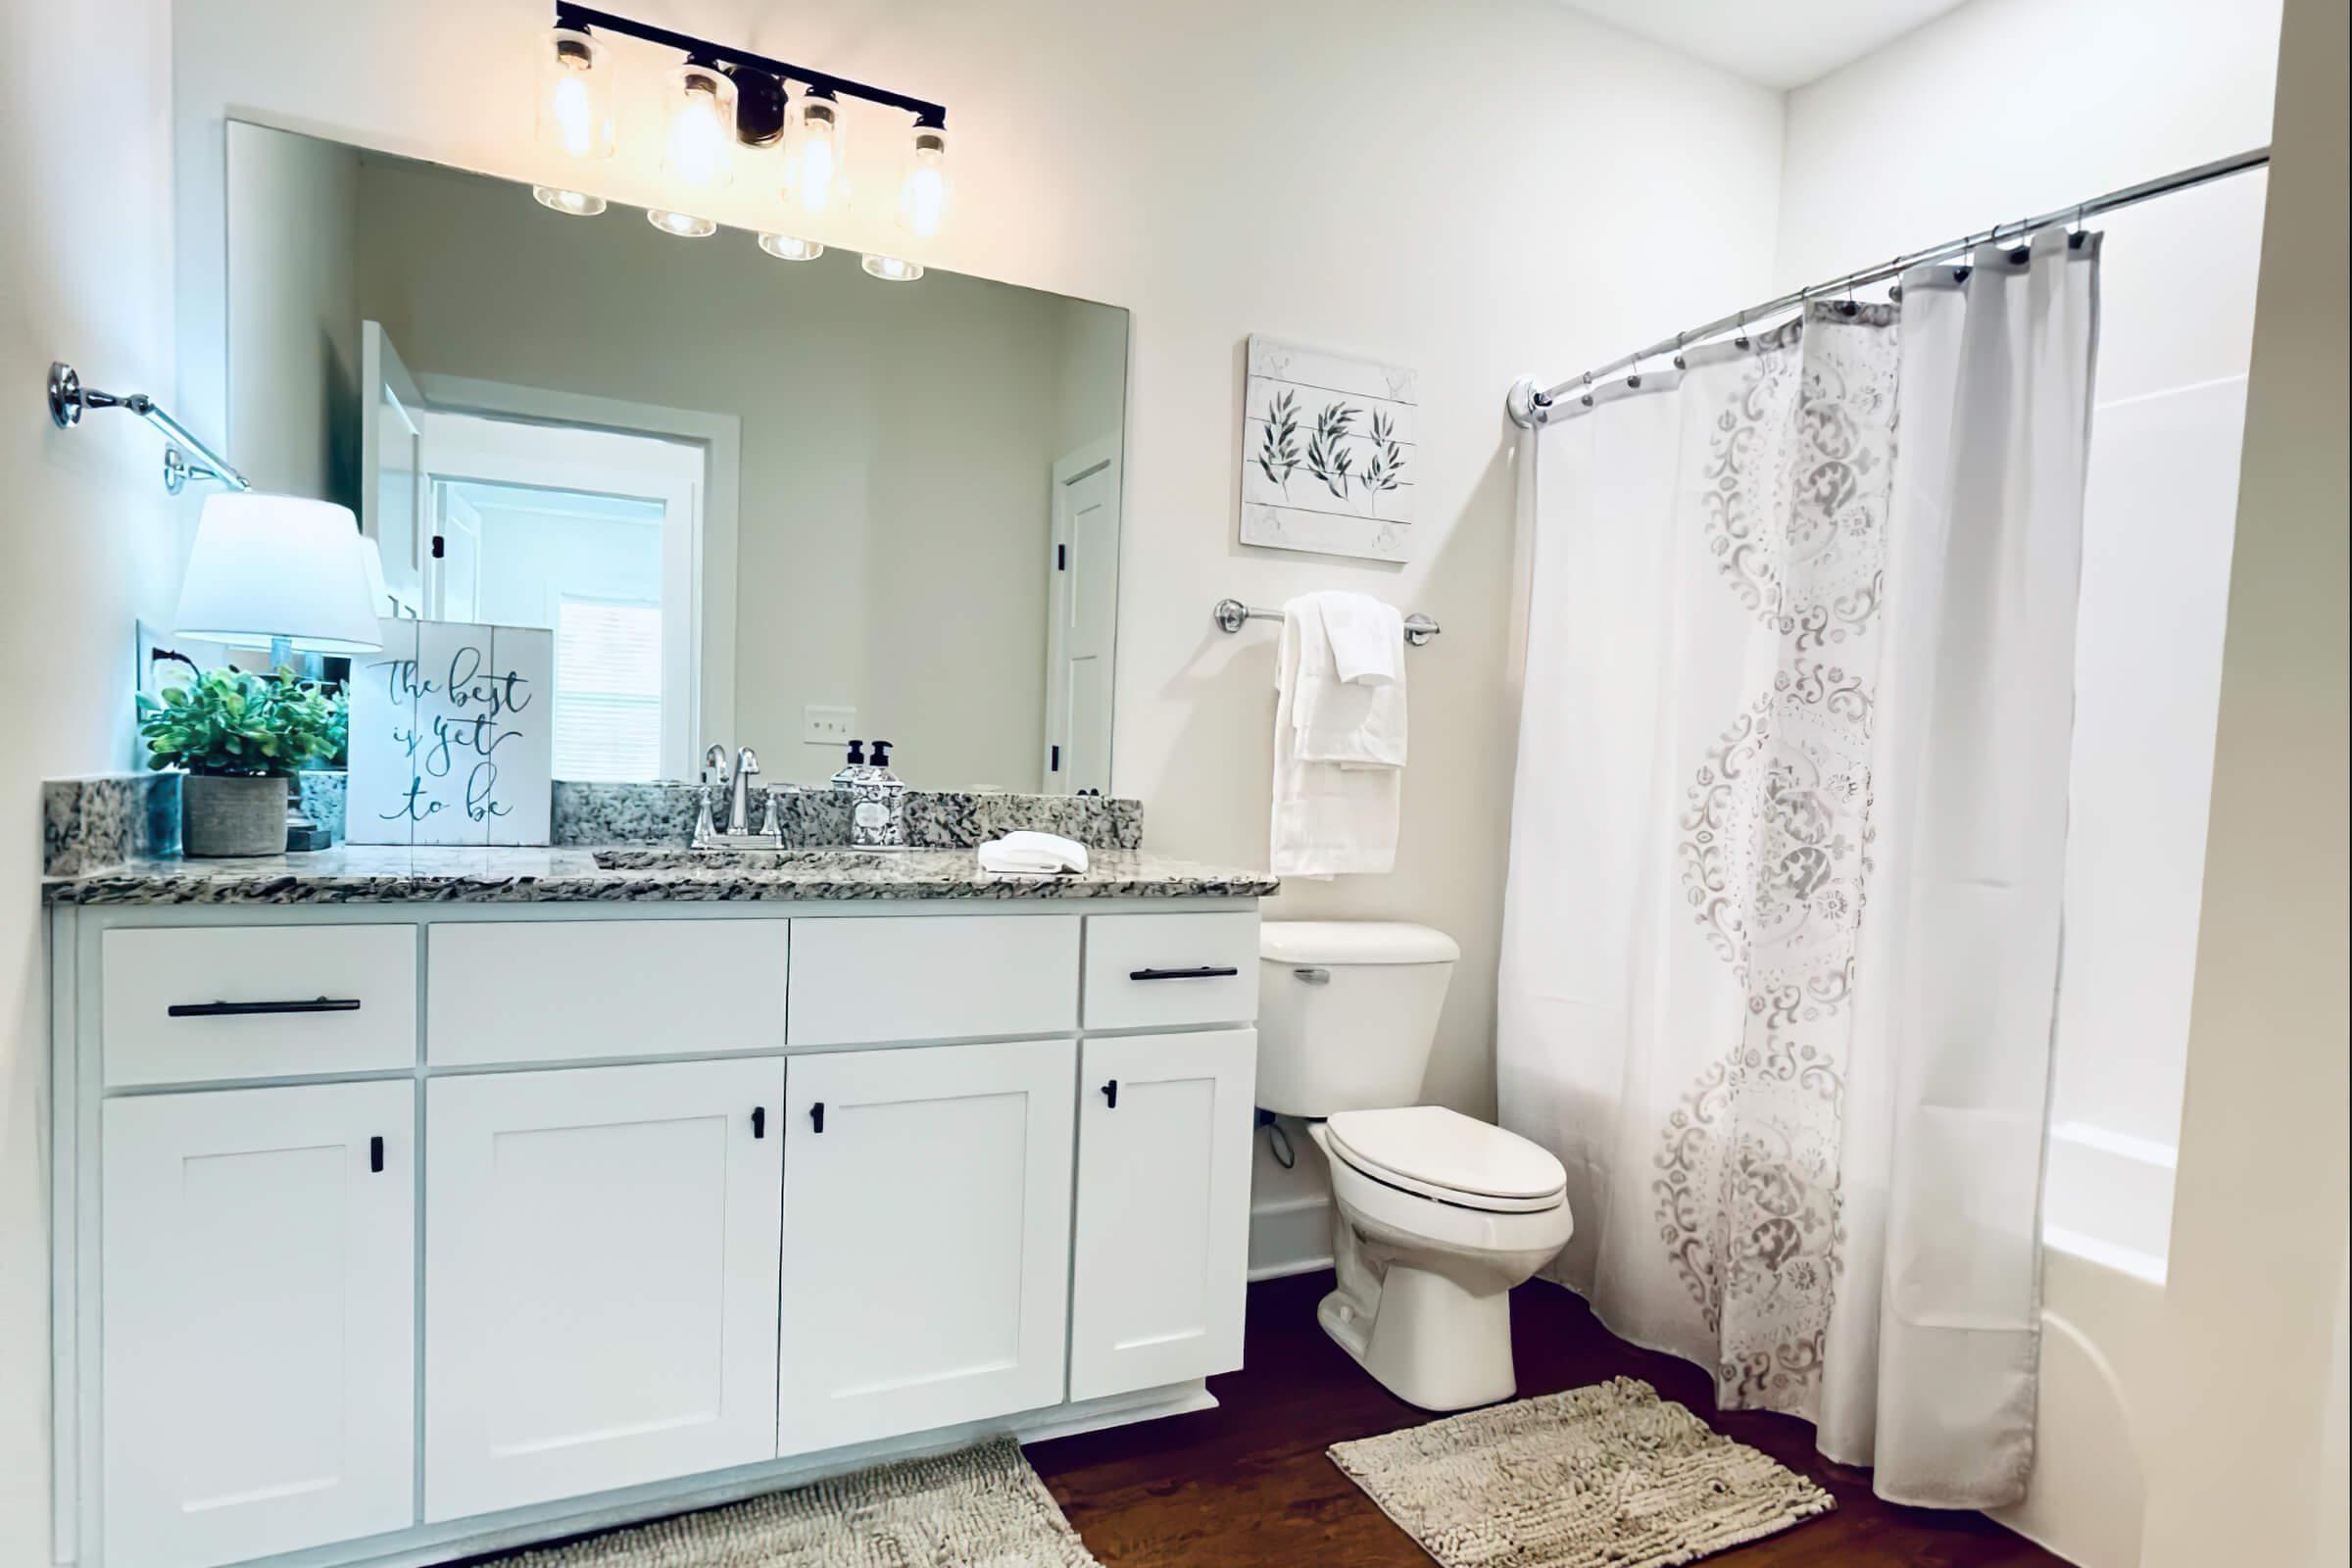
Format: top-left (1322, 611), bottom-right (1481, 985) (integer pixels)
top-left (1213, 598), bottom-right (1440, 646)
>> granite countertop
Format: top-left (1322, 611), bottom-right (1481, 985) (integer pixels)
top-left (41, 844), bottom-right (1280, 906)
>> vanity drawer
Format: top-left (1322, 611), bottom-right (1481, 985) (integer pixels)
top-left (788, 914), bottom-right (1079, 1045)
top-left (427, 919), bottom-right (789, 1065)
top-left (102, 924), bottom-right (418, 1087)
top-left (1084, 913), bottom-right (1260, 1031)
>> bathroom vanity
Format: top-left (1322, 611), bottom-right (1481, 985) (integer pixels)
top-left (44, 847), bottom-right (1274, 1568)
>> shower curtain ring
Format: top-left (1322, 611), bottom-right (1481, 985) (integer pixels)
top-left (1734, 310), bottom-right (1749, 351)
top-left (1672, 330), bottom-right (1687, 370)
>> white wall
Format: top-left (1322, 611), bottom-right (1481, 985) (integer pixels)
top-left (225, 126), bottom-right (360, 504)
top-left (344, 151), bottom-right (1105, 791)
top-left (0, 7), bottom-right (184, 1565)
top-left (172, 0), bottom-right (1785, 1133)
top-left (1781, 0), bottom-right (2281, 1166)
top-left (2142, 0), bottom-right (2349, 1556)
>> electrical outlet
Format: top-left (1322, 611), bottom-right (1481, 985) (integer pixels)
top-left (804, 705), bottom-right (858, 745)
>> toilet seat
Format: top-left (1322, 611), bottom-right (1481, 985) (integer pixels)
top-left (1323, 1106), bottom-right (1567, 1214)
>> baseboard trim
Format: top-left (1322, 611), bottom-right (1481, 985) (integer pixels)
top-left (1249, 1193), bottom-right (1332, 1281)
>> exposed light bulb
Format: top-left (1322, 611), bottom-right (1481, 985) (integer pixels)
top-left (788, 93), bottom-right (843, 218)
top-left (860, 253), bottom-right (924, 282)
top-left (532, 185), bottom-right (608, 217)
top-left (648, 209), bottom-right (717, 238)
top-left (535, 28), bottom-right (612, 161)
top-left (759, 232), bottom-right (825, 262)
top-left (662, 64), bottom-right (736, 190)
top-left (898, 125), bottom-right (949, 240)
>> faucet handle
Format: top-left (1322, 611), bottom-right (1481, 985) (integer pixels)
top-left (735, 746), bottom-right (761, 781)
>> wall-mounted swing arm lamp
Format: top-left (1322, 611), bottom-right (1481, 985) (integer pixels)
top-left (48, 361), bottom-right (251, 495)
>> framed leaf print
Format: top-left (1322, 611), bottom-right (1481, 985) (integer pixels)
top-left (1239, 335), bottom-right (1418, 562)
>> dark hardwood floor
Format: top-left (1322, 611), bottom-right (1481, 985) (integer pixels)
top-left (1030, 1271), bottom-right (2068, 1567)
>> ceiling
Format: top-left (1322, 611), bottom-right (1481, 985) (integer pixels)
top-left (1552, 0), bottom-right (1974, 89)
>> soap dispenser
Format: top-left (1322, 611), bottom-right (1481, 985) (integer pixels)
top-left (828, 740), bottom-right (907, 849)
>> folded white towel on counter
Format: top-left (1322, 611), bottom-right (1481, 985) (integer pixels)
top-left (977, 830), bottom-right (1091, 876)
top-left (1271, 595), bottom-right (1402, 878)
top-left (1288, 592), bottom-right (1407, 769)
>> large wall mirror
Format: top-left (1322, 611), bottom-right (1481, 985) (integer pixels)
top-left (222, 122), bottom-right (1128, 793)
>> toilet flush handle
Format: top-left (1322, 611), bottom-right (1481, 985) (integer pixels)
top-left (1293, 967), bottom-right (1332, 985)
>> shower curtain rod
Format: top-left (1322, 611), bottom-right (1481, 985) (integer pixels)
top-left (1506, 144), bottom-right (2272, 428)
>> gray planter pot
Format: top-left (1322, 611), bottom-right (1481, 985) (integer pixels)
top-left (182, 773), bottom-right (289, 858)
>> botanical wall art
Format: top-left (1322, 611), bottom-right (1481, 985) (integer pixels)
top-left (1240, 334), bottom-right (1419, 563)
top-left (348, 617), bottom-right (554, 846)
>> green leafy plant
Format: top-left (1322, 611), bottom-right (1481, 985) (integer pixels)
top-left (1256, 389), bottom-right (1301, 493)
top-left (318, 684), bottom-right (350, 769)
top-left (1357, 409), bottom-right (1405, 495)
top-left (1305, 400), bottom-right (1359, 500)
top-left (137, 667), bottom-right (344, 777)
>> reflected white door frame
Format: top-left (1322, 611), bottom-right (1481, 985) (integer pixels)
top-left (418, 374), bottom-right (742, 777)
top-left (1043, 438), bottom-right (1122, 797)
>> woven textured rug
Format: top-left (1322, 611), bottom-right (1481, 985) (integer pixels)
top-left (479, 1438), bottom-right (1099, 1566)
top-left (1329, 1377), bottom-right (1835, 1568)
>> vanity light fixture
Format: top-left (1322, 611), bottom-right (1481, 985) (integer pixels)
top-left (647, 209), bottom-right (717, 238)
top-left (860, 253), bottom-right (924, 283)
top-left (536, 25), bottom-right (614, 161)
top-left (539, 5), bottom-right (951, 241)
top-left (532, 185), bottom-right (608, 217)
top-left (758, 232), bottom-right (824, 262)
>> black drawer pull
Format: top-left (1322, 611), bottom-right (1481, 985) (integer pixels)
top-left (369, 1136), bottom-right (385, 1174)
top-left (1102, 1079), bottom-right (1119, 1109)
top-left (752, 1106), bottom-right (767, 1140)
top-left (168, 997), bottom-right (363, 1018)
top-left (1128, 966), bottom-right (1239, 982)
top-left (809, 1102), bottom-right (825, 1135)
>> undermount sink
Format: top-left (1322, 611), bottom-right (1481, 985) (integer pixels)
top-left (592, 847), bottom-right (898, 872)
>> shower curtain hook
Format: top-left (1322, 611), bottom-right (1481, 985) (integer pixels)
top-left (1672, 330), bottom-right (1687, 369)
top-left (1734, 310), bottom-right (1749, 351)
top-left (1839, 270), bottom-right (1861, 317)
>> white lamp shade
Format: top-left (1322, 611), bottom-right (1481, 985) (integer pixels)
top-left (173, 493), bottom-right (385, 655)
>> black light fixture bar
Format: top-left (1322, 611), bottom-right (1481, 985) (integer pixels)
top-left (552, 3), bottom-right (947, 128)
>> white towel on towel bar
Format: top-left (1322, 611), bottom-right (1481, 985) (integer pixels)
top-left (1289, 593), bottom-right (1407, 769)
top-left (1271, 593), bottom-right (1403, 878)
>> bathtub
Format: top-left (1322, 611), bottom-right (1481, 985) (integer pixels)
top-left (1992, 1121), bottom-right (2178, 1568)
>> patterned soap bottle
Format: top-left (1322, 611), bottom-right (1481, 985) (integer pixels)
top-left (829, 740), bottom-right (907, 849)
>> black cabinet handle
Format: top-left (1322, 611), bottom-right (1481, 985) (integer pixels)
top-left (809, 1102), bottom-right (825, 1135)
top-left (369, 1136), bottom-right (384, 1174)
top-left (752, 1106), bottom-right (767, 1140)
top-left (1102, 1080), bottom-right (1118, 1109)
top-left (1128, 966), bottom-right (1240, 982)
top-left (169, 997), bottom-right (363, 1018)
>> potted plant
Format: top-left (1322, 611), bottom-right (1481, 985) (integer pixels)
top-left (137, 668), bottom-right (343, 857)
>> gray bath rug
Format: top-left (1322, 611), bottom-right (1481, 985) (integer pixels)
top-left (478, 1438), bottom-right (1099, 1566)
top-left (1328, 1377), bottom-right (1835, 1568)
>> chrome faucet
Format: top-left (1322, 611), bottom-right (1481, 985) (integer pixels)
top-left (693, 743), bottom-right (783, 850)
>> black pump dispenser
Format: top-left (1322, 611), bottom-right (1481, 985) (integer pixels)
top-left (844, 740), bottom-right (865, 766)
top-left (869, 741), bottom-right (894, 768)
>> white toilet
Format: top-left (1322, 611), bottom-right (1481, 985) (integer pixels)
top-left (1258, 921), bottom-right (1573, 1411)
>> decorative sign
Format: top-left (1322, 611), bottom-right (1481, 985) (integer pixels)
top-left (348, 618), bottom-right (553, 846)
top-left (1239, 335), bottom-right (1419, 563)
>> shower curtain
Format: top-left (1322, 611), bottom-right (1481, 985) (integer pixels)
top-left (1498, 229), bottom-right (2100, 1507)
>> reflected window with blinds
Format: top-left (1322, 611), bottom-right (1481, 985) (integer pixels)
top-left (554, 597), bottom-right (664, 780)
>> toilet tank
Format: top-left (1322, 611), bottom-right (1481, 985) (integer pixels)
top-left (1255, 922), bottom-right (1461, 1116)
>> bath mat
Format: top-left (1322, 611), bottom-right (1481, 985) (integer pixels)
top-left (1328, 1376), bottom-right (1835, 1568)
top-left (474, 1437), bottom-right (1100, 1566)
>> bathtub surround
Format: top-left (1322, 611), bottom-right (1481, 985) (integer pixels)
top-left (1327, 1377), bottom-right (1834, 1567)
top-left (1500, 240), bottom-right (2101, 1506)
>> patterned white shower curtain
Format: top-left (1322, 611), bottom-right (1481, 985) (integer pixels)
top-left (1498, 231), bottom-right (2100, 1507)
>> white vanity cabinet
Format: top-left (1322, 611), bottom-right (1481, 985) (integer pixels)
top-left (51, 899), bottom-right (1261, 1568)
top-left (100, 1081), bottom-right (416, 1568)
top-left (422, 1058), bottom-right (787, 1520)
top-left (776, 1039), bottom-right (1076, 1453)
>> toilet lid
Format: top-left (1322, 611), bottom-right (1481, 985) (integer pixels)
top-left (1324, 1106), bottom-right (1568, 1213)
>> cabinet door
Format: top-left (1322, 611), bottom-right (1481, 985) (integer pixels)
top-left (777, 1039), bottom-right (1075, 1454)
top-left (103, 1082), bottom-right (416, 1568)
top-left (424, 1058), bottom-right (784, 1521)
top-left (1069, 1030), bottom-right (1256, 1400)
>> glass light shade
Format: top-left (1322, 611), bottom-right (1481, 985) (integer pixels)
top-left (758, 232), bottom-right (824, 261)
top-left (662, 63), bottom-right (736, 189)
top-left (897, 125), bottom-right (949, 239)
top-left (785, 92), bottom-right (844, 218)
top-left (860, 253), bottom-right (924, 282)
top-left (173, 493), bottom-right (384, 655)
top-left (648, 209), bottom-right (717, 237)
top-left (536, 28), bottom-right (613, 161)
top-left (532, 185), bottom-right (607, 217)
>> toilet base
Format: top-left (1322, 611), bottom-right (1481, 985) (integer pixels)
top-left (1318, 1262), bottom-right (1518, 1412)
